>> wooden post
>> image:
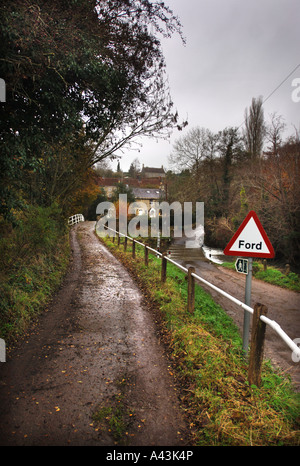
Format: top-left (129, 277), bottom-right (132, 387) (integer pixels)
top-left (248, 303), bottom-right (268, 387)
top-left (124, 236), bottom-right (127, 252)
top-left (144, 246), bottom-right (149, 267)
top-left (161, 254), bottom-right (167, 283)
top-left (117, 233), bottom-right (120, 247)
top-left (132, 239), bottom-right (135, 259)
top-left (263, 259), bottom-right (267, 271)
top-left (187, 266), bottom-right (195, 314)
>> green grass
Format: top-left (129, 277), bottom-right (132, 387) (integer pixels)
top-left (92, 376), bottom-right (135, 445)
top-left (222, 261), bottom-right (300, 291)
top-left (92, 397), bottom-right (131, 444)
top-left (97, 232), bottom-right (300, 446)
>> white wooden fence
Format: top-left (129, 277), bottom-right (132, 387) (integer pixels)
top-left (68, 214), bottom-right (84, 226)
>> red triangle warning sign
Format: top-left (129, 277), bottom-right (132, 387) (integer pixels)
top-left (223, 211), bottom-right (275, 258)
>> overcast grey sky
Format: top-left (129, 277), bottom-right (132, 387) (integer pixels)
top-left (115, 0), bottom-right (300, 172)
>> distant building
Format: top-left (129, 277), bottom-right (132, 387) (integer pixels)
top-left (142, 165), bottom-right (166, 179)
top-left (97, 165), bottom-right (166, 201)
top-left (96, 177), bottom-right (120, 198)
top-left (95, 175), bottom-right (165, 217)
top-left (131, 188), bottom-right (163, 216)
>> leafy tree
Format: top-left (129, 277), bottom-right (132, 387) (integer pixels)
top-left (265, 112), bottom-right (286, 156)
top-left (111, 182), bottom-right (136, 204)
top-left (69, 168), bottom-right (105, 219)
top-left (246, 135), bottom-right (300, 265)
top-left (169, 126), bottom-right (246, 217)
top-left (128, 158), bottom-right (141, 178)
top-left (86, 189), bottom-right (108, 221)
top-left (167, 119), bottom-right (299, 264)
top-left (0, 0), bottom-right (185, 217)
top-left (169, 127), bottom-right (211, 173)
top-left (244, 96), bottom-right (266, 159)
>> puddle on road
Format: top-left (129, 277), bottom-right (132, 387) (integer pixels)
top-left (202, 245), bottom-right (226, 264)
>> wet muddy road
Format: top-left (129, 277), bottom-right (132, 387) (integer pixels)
top-left (0, 222), bottom-right (189, 446)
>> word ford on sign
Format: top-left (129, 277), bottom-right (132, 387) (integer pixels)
top-left (238, 240), bottom-right (263, 251)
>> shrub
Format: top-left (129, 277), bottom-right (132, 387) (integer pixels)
top-left (0, 204), bottom-right (70, 341)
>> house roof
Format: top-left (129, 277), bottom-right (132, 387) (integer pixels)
top-left (96, 177), bottom-right (120, 186)
top-left (96, 176), bottom-right (164, 189)
top-left (142, 166), bottom-right (165, 174)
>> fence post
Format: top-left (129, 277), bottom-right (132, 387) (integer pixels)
top-left (187, 266), bottom-right (195, 314)
top-left (132, 239), bottom-right (135, 259)
top-left (144, 246), bottom-right (149, 267)
top-left (263, 259), bottom-right (267, 271)
top-left (117, 232), bottom-right (120, 247)
top-left (248, 303), bottom-right (268, 387)
top-left (161, 254), bottom-right (167, 283)
top-left (124, 236), bottom-right (127, 252)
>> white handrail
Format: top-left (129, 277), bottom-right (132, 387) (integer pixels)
top-left (190, 271), bottom-right (254, 315)
top-left (68, 214), bottom-right (84, 226)
top-left (98, 225), bottom-right (300, 359)
top-left (189, 270), bottom-right (299, 358)
top-left (260, 315), bottom-right (299, 356)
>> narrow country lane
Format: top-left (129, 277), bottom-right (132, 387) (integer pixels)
top-left (0, 222), bottom-right (189, 446)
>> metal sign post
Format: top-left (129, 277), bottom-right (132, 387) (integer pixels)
top-left (243, 257), bottom-right (253, 353)
top-left (224, 211), bottom-right (275, 356)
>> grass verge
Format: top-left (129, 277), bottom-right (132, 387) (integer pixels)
top-left (97, 232), bottom-right (300, 446)
top-left (221, 261), bottom-right (300, 292)
top-left (0, 205), bottom-right (70, 343)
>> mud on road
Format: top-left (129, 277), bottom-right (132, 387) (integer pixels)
top-left (0, 222), bottom-right (189, 446)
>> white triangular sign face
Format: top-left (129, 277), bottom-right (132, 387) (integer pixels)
top-left (229, 217), bottom-right (271, 254)
top-left (224, 211), bottom-right (275, 258)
